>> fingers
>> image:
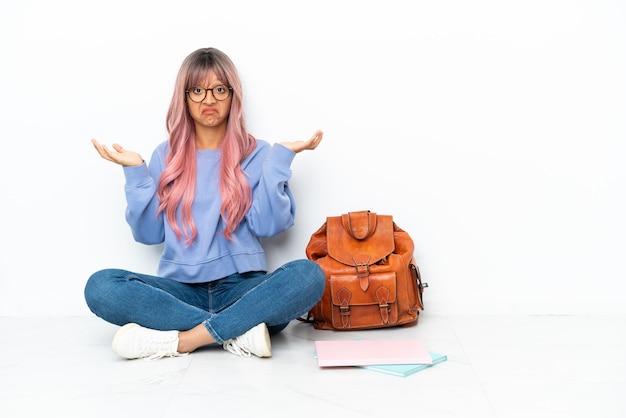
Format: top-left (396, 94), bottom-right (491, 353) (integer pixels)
top-left (312, 129), bottom-right (323, 141)
top-left (91, 138), bottom-right (110, 160)
top-left (307, 129), bottom-right (323, 149)
top-left (91, 139), bottom-right (121, 163)
top-left (91, 138), bottom-right (104, 155)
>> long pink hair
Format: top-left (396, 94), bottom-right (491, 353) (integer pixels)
top-left (158, 47), bottom-right (255, 244)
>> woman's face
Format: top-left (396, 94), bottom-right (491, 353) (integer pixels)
top-left (186, 72), bottom-right (232, 131)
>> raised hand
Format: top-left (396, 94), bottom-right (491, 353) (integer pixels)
top-left (280, 129), bottom-right (324, 153)
top-left (91, 139), bottom-right (144, 167)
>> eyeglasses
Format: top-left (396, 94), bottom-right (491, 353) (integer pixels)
top-left (185, 85), bottom-right (233, 102)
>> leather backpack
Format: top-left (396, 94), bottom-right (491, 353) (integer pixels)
top-left (303, 210), bottom-right (427, 330)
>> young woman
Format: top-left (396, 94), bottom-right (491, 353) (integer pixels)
top-left (85, 47), bottom-right (325, 360)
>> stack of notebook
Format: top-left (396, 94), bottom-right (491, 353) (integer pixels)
top-left (314, 339), bottom-right (447, 377)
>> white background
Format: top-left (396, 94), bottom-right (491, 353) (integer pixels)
top-left (1, 0), bottom-right (624, 316)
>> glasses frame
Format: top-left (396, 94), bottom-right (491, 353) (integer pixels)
top-left (185, 85), bottom-right (233, 103)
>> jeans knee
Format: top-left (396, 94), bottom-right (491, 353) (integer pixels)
top-left (84, 269), bottom-right (119, 312)
top-left (291, 259), bottom-right (326, 298)
top-left (312, 264), bottom-right (326, 298)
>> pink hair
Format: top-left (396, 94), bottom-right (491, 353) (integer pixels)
top-left (159, 47), bottom-right (255, 244)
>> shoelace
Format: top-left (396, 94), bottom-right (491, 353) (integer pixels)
top-left (223, 339), bottom-right (252, 358)
top-left (137, 333), bottom-right (187, 361)
top-left (144, 351), bottom-right (188, 361)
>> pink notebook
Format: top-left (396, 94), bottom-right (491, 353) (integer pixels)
top-left (314, 339), bottom-right (433, 367)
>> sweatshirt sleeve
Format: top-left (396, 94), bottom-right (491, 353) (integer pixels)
top-left (122, 146), bottom-right (166, 245)
top-left (245, 142), bottom-right (297, 238)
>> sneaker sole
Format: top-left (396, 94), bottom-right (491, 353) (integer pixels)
top-left (252, 323), bottom-right (272, 358)
top-left (111, 323), bottom-right (140, 358)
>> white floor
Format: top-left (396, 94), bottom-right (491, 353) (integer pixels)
top-left (1, 314), bottom-right (624, 418)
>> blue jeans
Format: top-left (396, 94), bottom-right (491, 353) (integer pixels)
top-left (84, 259), bottom-right (325, 344)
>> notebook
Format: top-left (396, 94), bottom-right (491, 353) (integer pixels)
top-left (360, 352), bottom-right (448, 377)
top-left (314, 339), bottom-right (432, 367)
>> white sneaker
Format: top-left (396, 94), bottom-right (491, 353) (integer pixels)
top-left (112, 323), bottom-right (186, 360)
top-left (223, 323), bottom-right (272, 358)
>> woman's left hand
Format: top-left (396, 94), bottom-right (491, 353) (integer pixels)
top-left (280, 129), bottom-right (323, 153)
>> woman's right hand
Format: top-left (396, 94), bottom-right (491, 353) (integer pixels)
top-left (91, 139), bottom-right (144, 166)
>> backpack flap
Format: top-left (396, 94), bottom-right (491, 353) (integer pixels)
top-left (326, 211), bottom-right (395, 268)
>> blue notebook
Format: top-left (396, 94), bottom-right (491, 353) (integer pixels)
top-left (360, 352), bottom-right (447, 377)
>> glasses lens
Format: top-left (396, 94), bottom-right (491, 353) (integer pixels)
top-left (213, 85), bottom-right (231, 101)
top-left (187, 87), bottom-right (206, 103)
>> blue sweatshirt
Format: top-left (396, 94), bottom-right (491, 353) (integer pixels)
top-left (122, 139), bottom-right (297, 283)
